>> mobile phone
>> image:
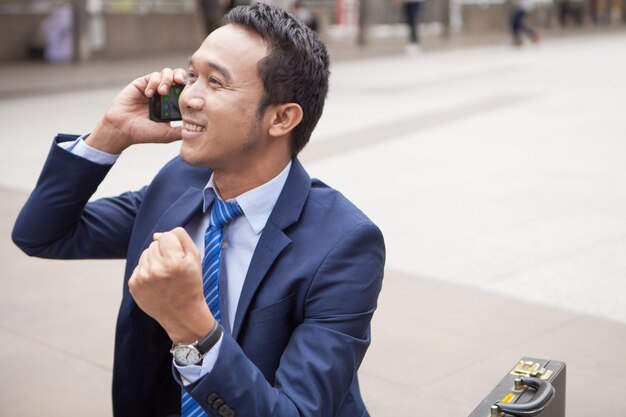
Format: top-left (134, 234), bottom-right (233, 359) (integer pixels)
top-left (149, 83), bottom-right (184, 122)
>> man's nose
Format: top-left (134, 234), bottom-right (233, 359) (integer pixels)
top-left (185, 97), bottom-right (205, 110)
top-left (180, 87), bottom-right (205, 111)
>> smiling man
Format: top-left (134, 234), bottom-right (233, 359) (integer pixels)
top-left (12, 4), bottom-right (385, 417)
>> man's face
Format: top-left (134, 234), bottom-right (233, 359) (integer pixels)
top-left (178, 24), bottom-right (269, 171)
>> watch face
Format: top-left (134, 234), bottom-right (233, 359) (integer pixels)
top-left (173, 345), bottom-right (202, 366)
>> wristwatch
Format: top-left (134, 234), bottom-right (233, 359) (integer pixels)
top-left (170, 321), bottom-right (223, 366)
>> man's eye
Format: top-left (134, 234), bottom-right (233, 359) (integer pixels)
top-left (209, 77), bottom-right (223, 87)
top-left (186, 71), bottom-right (197, 84)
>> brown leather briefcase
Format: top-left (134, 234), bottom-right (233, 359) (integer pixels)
top-left (469, 357), bottom-right (566, 417)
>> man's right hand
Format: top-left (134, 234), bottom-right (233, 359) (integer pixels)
top-left (86, 68), bottom-right (187, 154)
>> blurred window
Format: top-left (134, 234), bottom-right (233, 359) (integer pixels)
top-left (0, 0), bottom-right (57, 13)
top-left (104, 0), bottom-right (195, 13)
top-left (456, 0), bottom-right (552, 4)
top-left (0, 0), bottom-right (196, 14)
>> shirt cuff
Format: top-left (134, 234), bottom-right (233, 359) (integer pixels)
top-left (173, 334), bottom-right (223, 386)
top-left (58, 134), bottom-right (119, 165)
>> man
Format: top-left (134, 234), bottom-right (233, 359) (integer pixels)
top-left (509, 0), bottom-right (540, 46)
top-left (394, 0), bottom-right (425, 56)
top-left (12, 4), bottom-right (385, 417)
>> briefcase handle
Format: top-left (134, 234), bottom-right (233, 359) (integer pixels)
top-left (493, 377), bottom-right (555, 417)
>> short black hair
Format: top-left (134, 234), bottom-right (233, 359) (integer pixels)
top-left (225, 3), bottom-right (330, 156)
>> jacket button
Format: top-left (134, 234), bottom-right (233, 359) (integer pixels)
top-left (218, 404), bottom-right (235, 417)
top-left (206, 393), bottom-right (219, 405)
top-left (212, 398), bottom-right (225, 410)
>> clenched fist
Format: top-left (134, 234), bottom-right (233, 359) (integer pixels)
top-left (129, 227), bottom-right (215, 344)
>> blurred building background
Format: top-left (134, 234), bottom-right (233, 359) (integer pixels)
top-left (1, 0), bottom-right (624, 62)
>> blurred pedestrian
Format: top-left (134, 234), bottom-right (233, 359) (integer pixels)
top-left (510, 0), bottom-right (540, 46)
top-left (292, 0), bottom-right (319, 32)
top-left (197, 0), bottom-right (235, 35)
top-left (395, 0), bottom-right (425, 56)
top-left (556, 0), bottom-right (584, 26)
top-left (39, 1), bottom-right (74, 63)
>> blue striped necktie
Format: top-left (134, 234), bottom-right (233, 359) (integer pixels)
top-left (182, 197), bottom-right (243, 417)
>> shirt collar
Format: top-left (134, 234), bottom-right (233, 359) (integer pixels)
top-left (202, 161), bottom-right (292, 235)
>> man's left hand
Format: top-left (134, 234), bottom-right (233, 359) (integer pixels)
top-left (129, 227), bottom-right (215, 344)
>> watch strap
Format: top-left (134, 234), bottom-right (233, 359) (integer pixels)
top-left (195, 321), bottom-right (223, 355)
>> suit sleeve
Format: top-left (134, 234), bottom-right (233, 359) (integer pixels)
top-left (183, 222), bottom-right (385, 417)
top-left (12, 135), bottom-right (145, 259)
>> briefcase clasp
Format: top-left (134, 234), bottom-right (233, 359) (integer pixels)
top-left (510, 360), bottom-right (553, 380)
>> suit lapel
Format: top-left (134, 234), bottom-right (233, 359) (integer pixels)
top-left (138, 187), bottom-right (205, 253)
top-left (231, 159), bottom-right (311, 339)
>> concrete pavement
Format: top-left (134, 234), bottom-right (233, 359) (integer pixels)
top-left (1, 29), bottom-right (626, 416)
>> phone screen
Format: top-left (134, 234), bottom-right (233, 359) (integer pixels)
top-left (149, 84), bottom-right (184, 122)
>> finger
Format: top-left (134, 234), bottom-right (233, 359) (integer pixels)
top-left (157, 67), bottom-right (175, 95)
top-left (130, 257), bottom-right (146, 289)
top-left (145, 71), bottom-right (162, 97)
top-left (131, 74), bottom-right (149, 93)
top-left (138, 247), bottom-right (151, 270)
top-left (145, 240), bottom-right (162, 266)
top-left (156, 231), bottom-right (186, 260)
top-left (128, 266), bottom-right (139, 295)
top-left (129, 265), bottom-right (140, 283)
top-left (170, 227), bottom-right (200, 257)
top-left (173, 68), bottom-right (187, 85)
top-left (130, 263), bottom-right (145, 284)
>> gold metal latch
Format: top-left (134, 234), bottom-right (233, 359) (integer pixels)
top-left (510, 360), bottom-right (553, 380)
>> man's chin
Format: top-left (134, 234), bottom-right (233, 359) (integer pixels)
top-left (179, 148), bottom-right (214, 169)
top-left (179, 148), bottom-right (202, 167)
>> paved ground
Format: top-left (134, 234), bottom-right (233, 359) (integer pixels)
top-left (1, 29), bottom-right (625, 416)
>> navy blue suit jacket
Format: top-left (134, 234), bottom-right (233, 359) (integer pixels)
top-left (12, 135), bottom-right (385, 417)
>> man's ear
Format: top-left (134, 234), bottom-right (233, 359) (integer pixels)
top-left (267, 103), bottom-right (303, 138)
